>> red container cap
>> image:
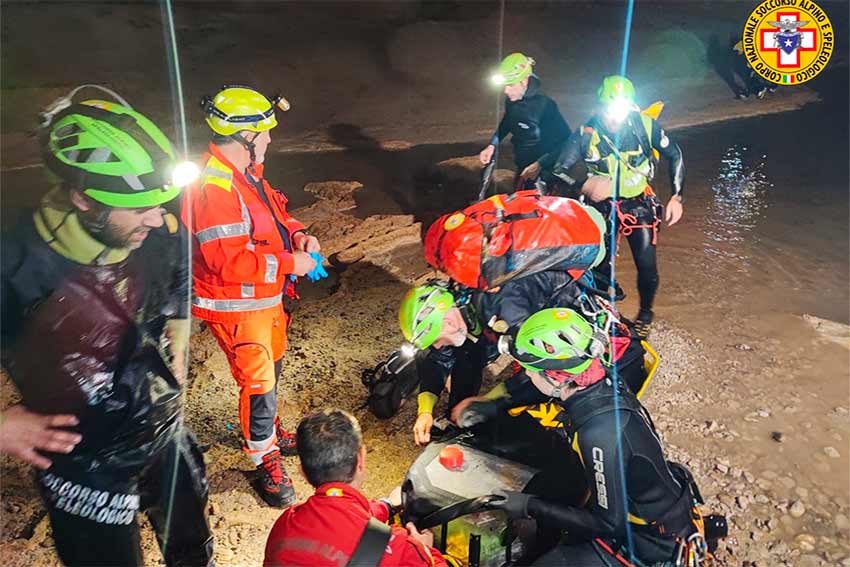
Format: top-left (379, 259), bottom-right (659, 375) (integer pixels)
top-left (439, 445), bottom-right (464, 470)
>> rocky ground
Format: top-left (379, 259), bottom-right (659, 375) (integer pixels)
top-left (1, 159), bottom-right (848, 566)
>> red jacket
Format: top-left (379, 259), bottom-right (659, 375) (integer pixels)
top-left (182, 143), bottom-right (305, 323)
top-left (264, 482), bottom-right (448, 567)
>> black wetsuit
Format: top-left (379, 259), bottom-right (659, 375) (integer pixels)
top-left (545, 112), bottom-right (684, 316)
top-left (1, 214), bottom-right (213, 567)
top-left (491, 76), bottom-right (571, 189)
top-left (502, 376), bottom-right (697, 566)
top-left (732, 49), bottom-right (771, 98)
top-left (418, 271), bottom-right (585, 411)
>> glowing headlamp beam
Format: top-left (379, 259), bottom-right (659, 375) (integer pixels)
top-left (605, 98), bottom-right (633, 123)
top-left (400, 342), bottom-right (417, 358)
top-left (171, 161), bottom-right (200, 188)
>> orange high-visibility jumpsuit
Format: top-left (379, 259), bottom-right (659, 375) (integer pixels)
top-left (183, 143), bottom-right (304, 464)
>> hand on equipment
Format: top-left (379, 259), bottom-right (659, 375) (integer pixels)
top-left (405, 522), bottom-right (435, 548)
top-left (519, 160), bottom-right (541, 181)
top-left (449, 395), bottom-right (486, 425)
top-left (479, 144), bottom-right (496, 165)
top-left (489, 489), bottom-right (532, 519)
top-left (387, 485), bottom-right (403, 508)
top-left (456, 400), bottom-right (499, 428)
top-left (413, 413), bottom-right (434, 446)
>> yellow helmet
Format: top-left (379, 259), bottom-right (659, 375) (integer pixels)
top-left (201, 85), bottom-right (288, 136)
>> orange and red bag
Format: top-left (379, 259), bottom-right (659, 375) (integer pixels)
top-left (424, 190), bottom-right (606, 290)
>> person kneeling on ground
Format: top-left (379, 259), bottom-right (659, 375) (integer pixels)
top-left (264, 409), bottom-right (449, 567)
top-left (400, 271), bottom-right (587, 446)
top-left (458, 309), bottom-right (708, 566)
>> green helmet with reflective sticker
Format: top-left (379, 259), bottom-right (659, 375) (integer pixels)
top-left (511, 308), bottom-right (596, 374)
top-left (597, 75), bottom-right (636, 105)
top-left (44, 100), bottom-right (180, 208)
top-left (399, 285), bottom-right (456, 349)
top-left (493, 53), bottom-right (535, 86)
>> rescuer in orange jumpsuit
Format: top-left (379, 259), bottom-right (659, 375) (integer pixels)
top-left (184, 85), bottom-right (319, 507)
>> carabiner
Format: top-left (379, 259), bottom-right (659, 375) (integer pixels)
top-left (577, 293), bottom-right (601, 319)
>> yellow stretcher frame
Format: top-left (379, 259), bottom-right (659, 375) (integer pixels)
top-left (636, 339), bottom-right (659, 400)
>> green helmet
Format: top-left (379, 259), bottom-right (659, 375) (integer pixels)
top-left (597, 75), bottom-right (636, 106)
top-left (492, 53), bottom-right (535, 86)
top-left (399, 285), bottom-right (456, 349)
top-left (44, 100), bottom-right (181, 208)
top-left (511, 308), bottom-right (596, 374)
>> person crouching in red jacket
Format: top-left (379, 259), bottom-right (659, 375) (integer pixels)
top-left (264, 409), bottom-right (448, 567)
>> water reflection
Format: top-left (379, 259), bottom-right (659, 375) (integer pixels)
top-left (703, 145), bottom-right (772, 266)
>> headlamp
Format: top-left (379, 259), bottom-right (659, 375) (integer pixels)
top-left (605, 98), bottom-right (633, 123)
top-left (497, 335), bottom-right (512, 356)
top-left (385, 342), bottom-right (418, 375)
top-left (399, 342), bottom-right (417, 358)
top-left (274, 95), bottom-right (291, 112)
top-left (171, 161), bottom-right (200, 187)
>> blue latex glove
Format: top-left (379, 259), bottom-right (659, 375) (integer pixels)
top-left (306, 252), bottom-right (328, 282)
top-left (290, 252), bottom-right (328, 282)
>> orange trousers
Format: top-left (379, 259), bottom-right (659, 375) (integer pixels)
top-left (207, 306), bottom-right (287, 464)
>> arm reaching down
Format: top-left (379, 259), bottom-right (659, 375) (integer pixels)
top-left (649, 119), bottom-right (684, 226)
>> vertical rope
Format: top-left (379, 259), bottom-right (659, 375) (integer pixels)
top-left (609, 0), bottom-right (638, 561)
top-left (618, 0), bottom-right (636, 77)
top-left (158, 0), bottom-right (191, 556)
top-left (489, 0), bottom-right (507, 177)
top-left (495, 0), bottom-right (506, 128)
top-left (161, 0), bottom-right (189, 156)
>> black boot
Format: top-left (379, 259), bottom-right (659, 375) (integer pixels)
top-left (257, 450), bottom-right (297, 508)
top-left (274, 417), bottom-right (298, 457)
top-left (632, 309), bottom-right (654, 339)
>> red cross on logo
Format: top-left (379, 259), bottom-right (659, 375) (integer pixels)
top-left (760, 11), bottom-right (817, 68)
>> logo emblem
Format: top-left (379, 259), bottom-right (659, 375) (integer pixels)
top-left (743, 0), bottom-right (834, 85)
top-left (772, 19), bottom-right (803, 55)
top-left (592, 447), bottom-right (609, 510)
top-left (443, 213), bottom-right (465, 231)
